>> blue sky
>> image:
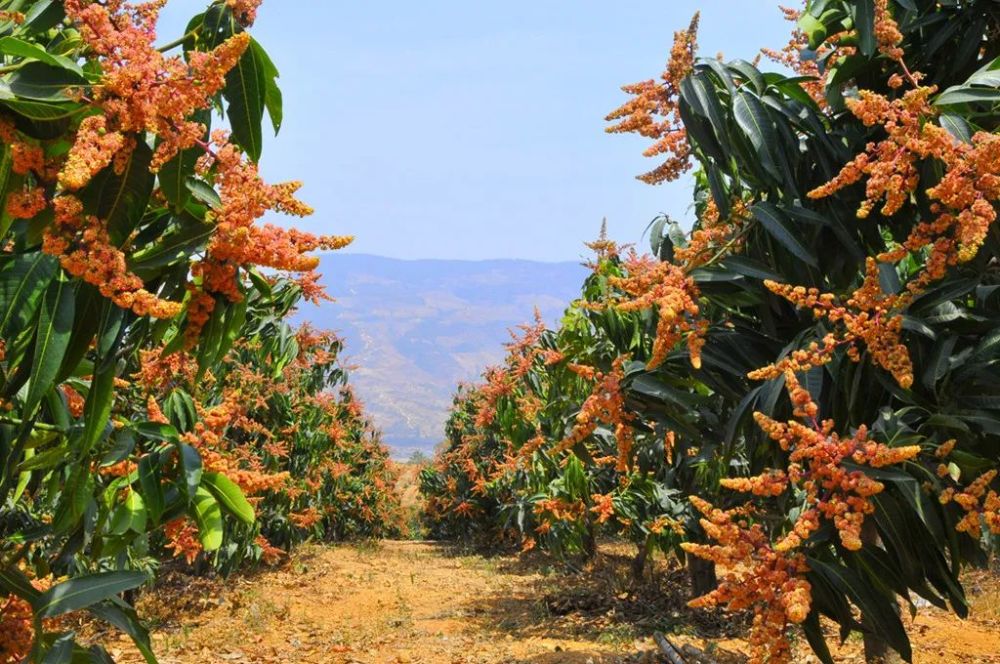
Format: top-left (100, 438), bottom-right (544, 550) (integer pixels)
top-left (159, 1), bottom-right (792, 261)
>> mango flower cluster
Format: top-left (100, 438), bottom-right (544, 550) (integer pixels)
top-left (684, 372), bottom-right (920, 663)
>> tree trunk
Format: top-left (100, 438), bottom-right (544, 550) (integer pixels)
top-left (864, 637), bottom-right (903, 664)
top-left (631, 536), bottom-right (651, 582)
top-left (861, 521), bottom-right (903, 663)
top-left (688, 555), bottom-right (717, 596)
top-left (581, 521), bottom-right (597, 560)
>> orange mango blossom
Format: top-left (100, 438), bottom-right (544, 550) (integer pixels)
top-left (684, 373), bottom-right (921, 663)
top-left (1, 0), bottom-right (356, 337)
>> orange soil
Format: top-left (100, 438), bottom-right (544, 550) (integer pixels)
top-left (96, 541), bottom-right (1000, 664)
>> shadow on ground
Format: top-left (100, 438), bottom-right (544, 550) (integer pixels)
top-left (440, 541), bottom-right (749, 662)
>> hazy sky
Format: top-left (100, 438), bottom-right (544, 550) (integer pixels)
top-left (159, 1), bottom-right (792, 261)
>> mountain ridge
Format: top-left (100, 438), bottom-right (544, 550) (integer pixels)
top-left (294, 253), bottom-right (589, 457)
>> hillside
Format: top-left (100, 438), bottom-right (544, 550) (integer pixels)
top-left (295, 254), bottom-right (588, 456)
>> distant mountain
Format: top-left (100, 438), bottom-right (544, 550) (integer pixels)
top-left (294, 254), bottom-right (588, 457)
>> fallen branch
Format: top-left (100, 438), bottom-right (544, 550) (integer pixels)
top-left (653, 632), bottom-right (688, 664)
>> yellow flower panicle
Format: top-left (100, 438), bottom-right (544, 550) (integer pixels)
top-left (752, 259), bottom-right (914, 389)
top-left (553, 357), bottom-right (635, 474)
top-left (939, 470), bottom-right (1000, 538)
top-left (873, 0), bottom-right (904, 61)
top-left (607, 252), bottom-right (705, 371)
top-left (690, 376), bottom-right (921, 663)
top-left (0, 0), bottom-right (351, 339)
top-left (809, 86), bottom-right (1000, 299)
top-left (681, 496), bottom-right (811, 664)
top-left (605, 13), bottom-right (699, 185)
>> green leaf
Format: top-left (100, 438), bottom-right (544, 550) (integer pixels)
top-left (900, 315), bottom-right (936, 339)
top-left (224, 31), bottom-right (266, 161)
top-left (0, 98), bottom-right (82, 121)
top-left (56, 284), bottom-right (101, 383)
top-left (190, 486), bottom-right (223, 551)
top-left (682, 71), bottom-right (727, 141)
top-left (41, 633), bottom-right (75, 663)
top-left (797, 12), bottom-right (828, 49)
top-left (721, 256), bottom-right (782, 282)
top-left (733, 89), bottom-right (780, 180)
top-left (109, 490), bottom-right (147, 535)
top-left (18, 442), bottom-right (71, 471)
top-left (808, 558), bottom-right (913, 662)
top-left (0, 37), bottom-right (84, 75)
top-left (163, 389), bottom-right (197, 433)
top-left (176, 442), bottom-right (202, 499)
top-left (939, 114), bottom-right (972, 143)
top-left (202, 471), bottom-right (255, 524)
top-left (252, 38), bottom-right (282, 134)
top-left (13, 448), bottom-right (32, 502)
top-left (220, 297), bottom-right (247, 359)
top-left (157, 147), bottom-right (199, 211)
top-left (51, 465), bottom-right (94, 533)
top-left (802, 611), bottom-right (835, 664)
top-left (22, 0), bottom-right (65, 32)
top-left (156, 110), bottom-right (208, 211)
top-left (3, 62), bottom-right (87, 102)
top-left (130, 213), bottom-right (214, 278)
top-left (0, 141), bottom-right (11, 235)
top-left (0, 566), bottom-right (42, 601)
top-left (935, 87), bottom-right (1000, 107)
top-left (751, 201), bottom-right (818, 268)
top-left (727, 59), bottom-right (765, 94)
top-left (133, 421), bottom-right (179, 442)
top-left (34, 572), bottom-right (147, 618)
top-left (0, 252), bottom-right (59, 340)
top-left (199, 4), bottom-right (235, 49)
top-left (79, 359), bottom-right (115, 458)
top-left (196, 296), bottom-right (226, 377)
top-left (138, 452), bottom-right (164, 525)
top-left (25, 276), bottom-right (75, 417)
top-left (184, 177), bottom-right (221, 208)
top-left (80, 140), bottom-right (155, 245)
top-left (87, 603), bottom-right (158, 664)
top-left (855, 0), bottom-right (876, 57)
top-left (78, 301), bottom-right (124, 457)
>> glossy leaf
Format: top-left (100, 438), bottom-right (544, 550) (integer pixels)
top-left (190, 486), bottom-right (223, 551)
top-left (34, 572), bottom-right (147, 619)
top-left (25, 276), bottom-right (75, 417)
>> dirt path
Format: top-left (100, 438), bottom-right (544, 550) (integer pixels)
top-left (111, 541), bottom-right (629, 664)
top-left (96, 541), bottom-right (1000, 664)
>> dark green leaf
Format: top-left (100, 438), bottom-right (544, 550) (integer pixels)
top-left (79, 354), bottom-right (116, 459)
top-left (808, 558), bottom-right (912, 662)
top-left (751, 201), bottom-right (818, 268)
top-left (855, 0), bottom-right (876, 57)
top-left (4, 62), bottom-right (87, 102)
top-left (801, 611), bottom-right (835, 664)
top-left (176, 442), bottom-right (202, 499)
top-left (80, 140), bottom-right (154, 245)
top-left (224, 32), bottom-right (265, 161)
top-left (87, 603), bottom-right (158, 664)
top-left (184, 177), bottom-right (221, 208)
top-left (34, 572), bottom-right (147, 618)
top-left (733, 90), bottom-right (780, 180)
top-left (25, 276), bottom-right (75, 416)
top-left (0, 252), bottom-right (58, 339)
top-left (138, 452), bottom-right (164, 525)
